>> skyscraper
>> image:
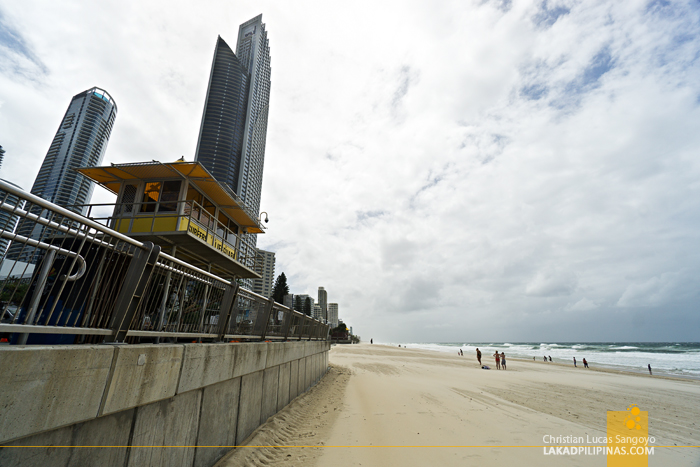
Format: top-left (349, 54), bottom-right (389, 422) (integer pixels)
top-left (7, 87), bottom-right (116, 262)
top-left (313, 304), bottom-right (323, 321)
top-left (234, 15), bottom-right (271, 217)
top-left (195, 14), bottom-right (271, 216)
top-left (195, 16), bottom-right (271, 290)
top-left (0, 145), bottom-right (5, 169)
top-left (252, 248), bottom-right (275, 297)
top-left (318, 287), bottom-right (328, 321)
top-left (29, 87), bottom-right (117, 212)
top-left (0, 179), bottom-right (25, 258)
top-left (328, 303), bottom-right (339, 328)
top-left (194, 37), bottom-right (250, 192)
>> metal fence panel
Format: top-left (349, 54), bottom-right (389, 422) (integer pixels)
top-left (0, 179), bottom-right (329, 344)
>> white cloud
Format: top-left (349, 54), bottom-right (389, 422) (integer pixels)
top-left (1, 0), bottom-right (700, 341)
top-left (526, 268), bottom-right (578, 297)
top-left (566, 298), bottom-right (598, 311)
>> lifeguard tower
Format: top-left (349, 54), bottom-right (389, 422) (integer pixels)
top-left (77, 160), bottom-right (265, 280)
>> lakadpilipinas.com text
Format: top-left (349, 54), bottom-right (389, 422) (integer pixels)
top-left (542, 435), bottom-right (655, 456)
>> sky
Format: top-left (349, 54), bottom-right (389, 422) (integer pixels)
top-left (1, 0), bottom-right (699, 342)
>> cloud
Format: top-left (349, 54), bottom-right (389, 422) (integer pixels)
top-left (526, 268), bottom-right (577, 297)
top-left (0, 8), bottom-right (48, 79)
top-left (566, 298), bottom-right (598, 311)
top-left (2, 0), bottom-right (700, 341)
top-left (616, 271), bottom-right (693, 308)
top-left (533, 1), bottom-right (571, 28)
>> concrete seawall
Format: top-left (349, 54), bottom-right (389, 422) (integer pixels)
top-left (0, 340), bottom-right (330, 467)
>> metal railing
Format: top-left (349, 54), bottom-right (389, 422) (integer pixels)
top-left (0, 179), bottom-right (329, 345)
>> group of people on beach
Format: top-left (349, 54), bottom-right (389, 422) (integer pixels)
top-left (533, 355), bottom-right (589, 368)
top-left (472, 348), bottom-right (507, 370)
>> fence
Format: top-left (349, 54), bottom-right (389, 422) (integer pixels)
top-left (0, 179), bottom-right (329, 345)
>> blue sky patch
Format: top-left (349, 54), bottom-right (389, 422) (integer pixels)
top-left (533, 1), bottom-right (571, 28)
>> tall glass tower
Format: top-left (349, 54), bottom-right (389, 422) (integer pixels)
top-left (235, 14), bottom-right (271, 217)
top-left (196, 14), bottom-right (271, 217)
top-left (7, 87), bottom-right (116, 262)
top-left (196, 15), bottom-right (271, 286)
top-left (194, 37), bottom-right (250, 192)
top-left (30, 87), bottom-right (117, 212)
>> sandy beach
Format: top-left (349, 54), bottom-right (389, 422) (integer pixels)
top-left (217, 343), bottom-right (700, 467)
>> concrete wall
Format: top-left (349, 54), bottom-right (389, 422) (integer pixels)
top-left (0, 340), bottom-right (330, 467)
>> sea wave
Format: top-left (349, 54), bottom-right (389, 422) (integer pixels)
top-left (386, 342), bottom-right (700, 378)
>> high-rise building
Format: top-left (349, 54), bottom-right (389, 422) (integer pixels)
top-left (7, 88), bottom-right (116, 262)
top-left (194, 37), bottom-right (250, 194)
top-left (234, 15), bottom-right (271, 217)
top-left (295, 294), bottom-right (314, 315)
top-left (312, 304), bottom-right (323, 321)
top-left (0, 145), bottom-right (5, 169)
top-left (252, 248), bottom-right (275, 297)
top-left (0, 179), bottom-right (25, 258)
top-left (195, 15), bottom-right (271, 289)
top-left (200, 15), bottom-right (271, 218)
top-left (283, 294), bottom-right (294, 309)
top-left (317, 286), bottom-right (327, 321)
top-left (328, 303), bottom-right (339, 328)
top-left (29, 87), bottom-right (117, 212)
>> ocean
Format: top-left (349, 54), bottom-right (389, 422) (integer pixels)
top-left (387, 342), bottom-right (700, 379)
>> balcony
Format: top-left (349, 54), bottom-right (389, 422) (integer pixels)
top-left (79, 199), bottom-right (262, 279)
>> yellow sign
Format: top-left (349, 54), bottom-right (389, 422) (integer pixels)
top-left (180, 219), bottom-right (237, 261)
top-left (607, 405), bottom-right (650, 466)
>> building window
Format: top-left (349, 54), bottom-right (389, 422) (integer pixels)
top-left (141, 182), bottom-right (161, 213)
top-left (140, 180), bottom-right (182, 213)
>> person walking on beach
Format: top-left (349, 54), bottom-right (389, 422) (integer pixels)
top-left (476, 348), bottom-right (482, 365)
top-left (549, 356), bottom-right (552, 362)
top-left (573, 357), bottom-right (577, 367)
top-left (500, 352), bottom-right (507, 370)
top-left (583, 358), bottom-right (588, 368)
top-left (543, 356), bottom-right (547, 362)
top-left (648, 364), bottom-right (652, 375)
top-left (494, 351), bottom-right (501, 370)
top-left (370, 339), bottom-right (373, 344)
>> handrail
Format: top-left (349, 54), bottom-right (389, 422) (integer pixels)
top-left (0, 179), bottom-right (235, 287)
top-left (0, 178), bottom-right (330, 343)
top-left (0, 231), bottom-right (86, 281)
top-left (0, 179), bottom-right (143, 248)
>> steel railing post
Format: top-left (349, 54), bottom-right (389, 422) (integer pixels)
top-left (105, 241), bottom-right (161, 343)
top-left (216, 282), bottom-right (239, 341)
top-left (15, 249), bottom-right (56, 345)
top-left (259, 297), bottom-right (275, 341)
top-left (281, 307), bottom-right (293, 341)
